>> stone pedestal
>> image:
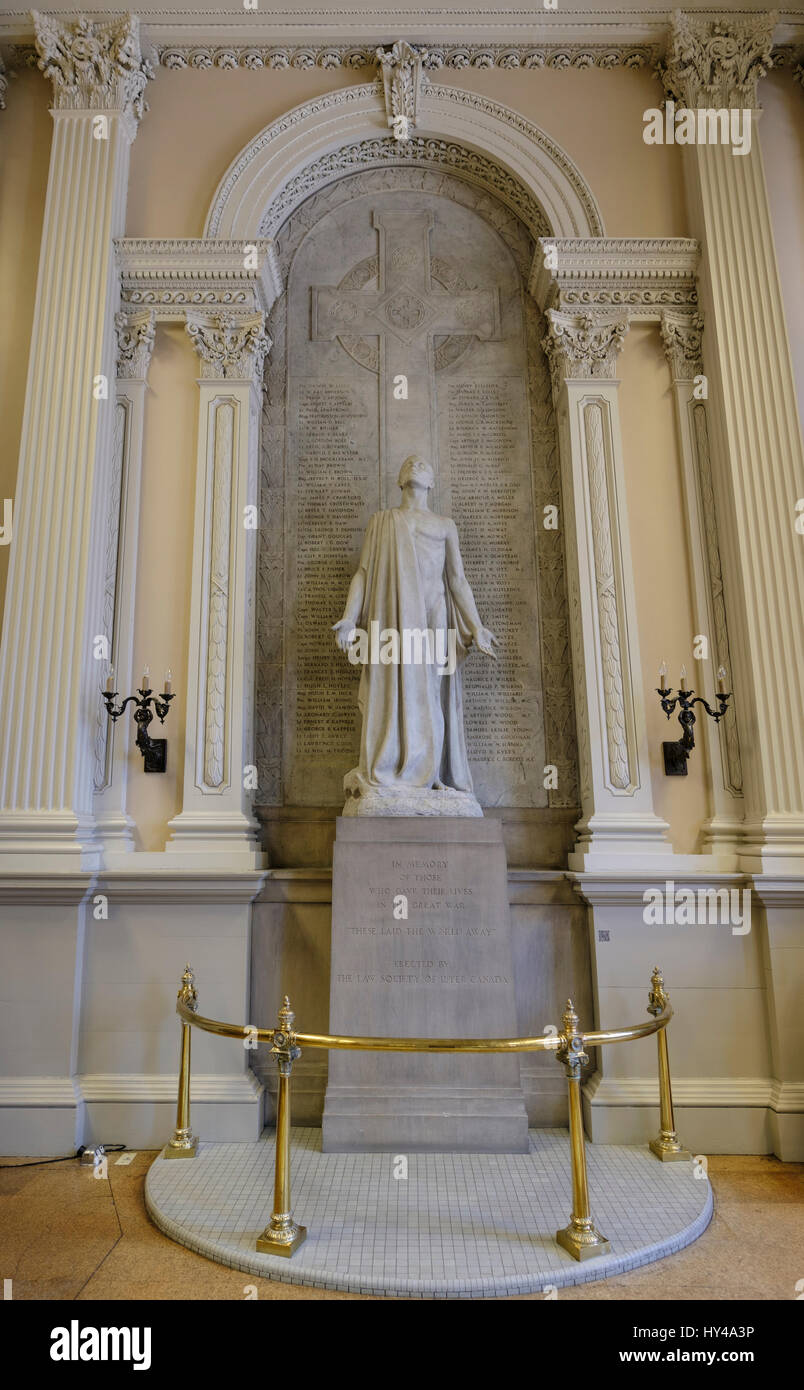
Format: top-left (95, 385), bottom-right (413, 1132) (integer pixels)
top-left (322, 817), bottom-right (528, 1152)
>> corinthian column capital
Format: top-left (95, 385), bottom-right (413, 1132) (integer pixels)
top-left (541, 310), bottom-right (629, 391)
top-left (185, 311), bottom-right (270, 383)
top-left (661, 10), bottom-right (777, 110)
top-left (115, 309), bottom-right (156, 379)
top-left (32, 11), bottom-right (154, 123)
top-left (660, 310), bottom-right (705, 381)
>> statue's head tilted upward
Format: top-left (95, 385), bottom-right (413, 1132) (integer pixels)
top-left (398, 455), bottom-right (435, 492)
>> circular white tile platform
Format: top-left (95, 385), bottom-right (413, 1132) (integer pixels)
top-left (145, 1127), bottom-right (712, 1298)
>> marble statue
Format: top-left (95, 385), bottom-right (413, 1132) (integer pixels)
top-left (333, 454), bottom-right (497, 815)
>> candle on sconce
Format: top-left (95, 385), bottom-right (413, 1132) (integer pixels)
top-left (717, 666), bottom-right (727, 694)
top-left (164, 668), bottom-right (173, 695)
top-left (659, 659), bottom-right (668, 689)
top-left (679, 664), bottom-right (687, 691)
top-left (142, 664), bottom-right (151, 692)
top-left (105, 666), bottom-right (115, 693)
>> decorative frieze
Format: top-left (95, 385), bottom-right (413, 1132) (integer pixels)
top-left (541, 311), bottom-right (629, 392)
top-left (153, 42), bottom-right (660, 74)
top-left (31, 12), bottom-right (153, 123)
top-left (186, 311), bottom-right (270, 382)
top-left (115, 309), bottom-right (155, 379)
top-left (660, 11), bottom-right (777, 109)
top-left (7, 33), bottom-right (801, 88)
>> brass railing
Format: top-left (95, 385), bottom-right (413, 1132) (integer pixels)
top-left (163, 964), bottom-right (689, 1263)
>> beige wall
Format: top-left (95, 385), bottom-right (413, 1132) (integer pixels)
top-left (438, 66), bottom-right (691, 237)
top-left (2, 59), bottom-right (799, 854)
top-left (0, 69), bottom-right (51, 624)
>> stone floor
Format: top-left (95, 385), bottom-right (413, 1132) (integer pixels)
top-left (0, 1140), bottom-right (801, 1300)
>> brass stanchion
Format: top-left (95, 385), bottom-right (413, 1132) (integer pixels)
top-left (647, 967), bottom-right (690, 1162)
top-left (256, 997), bottom-right (307, 1256)
top-left (555, 999), bottom-right (611, 1262)
top-left (164, 964), bottom-right (198, 1159)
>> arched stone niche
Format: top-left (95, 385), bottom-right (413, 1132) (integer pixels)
top-left (252, 159), bottom-right (580, 867)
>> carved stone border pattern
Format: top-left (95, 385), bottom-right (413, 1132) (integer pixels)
top-left (256, 134), bottom-right (552, 243)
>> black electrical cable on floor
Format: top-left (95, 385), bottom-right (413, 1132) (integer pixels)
top-left (0, 1143), bottom-right (128, 1168)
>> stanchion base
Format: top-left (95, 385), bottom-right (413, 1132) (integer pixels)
top-left (650, 1139), bottom-right (691, 1162)
top-left (256, 1223), bottom-right (307, 1257)
top-left (162, 1138), bottom-right (198, 1160)
top-left (556, 1222), bottom-right (611, 1263)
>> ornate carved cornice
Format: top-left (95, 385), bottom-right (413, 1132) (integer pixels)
top-left (31, 12), bottom-right (153, 122)
top-left (660, 10), bottom-right (777, 110)
top-left (115, 238), bottom-right (281, 320)
top-left (660, 310), bottom-right (705, 381)
top-left (185, 311), bottom-right (270, 382)
top-left (542, 311), bottom-right (629, 390)
top-left (531, 238), bottom-right (699, 321)
top-left (6, 34), bottom-right (801, 86)
top-left (115, 309), bottom-right (156, 379)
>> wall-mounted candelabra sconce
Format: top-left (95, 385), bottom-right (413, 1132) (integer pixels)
top-left (102, 665), bottom-right (176, 773)
top-left (656, 662), bottom-right (732, 776)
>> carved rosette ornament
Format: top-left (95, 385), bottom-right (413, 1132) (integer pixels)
top-left (115, 309), bottom-right (156, 379)
top-left (376, 40), bottom-right (426, 134)
top-left (185, 312), bottom-right (270, 382)
top-left (660, 310), bottom-right (704, 381)
top-left (660, 10), bottom-right (777, 110)
top-left (31, 11), bottom-right (153, 123)
top-left (541, 311), bottom-right (629, 392)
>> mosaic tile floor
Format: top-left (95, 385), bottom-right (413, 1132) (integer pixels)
top-left (145, 1127), bottom-right (713, 1298)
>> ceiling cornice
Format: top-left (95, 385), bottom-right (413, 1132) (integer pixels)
top-left (2, 12), bottom-right (802, 77)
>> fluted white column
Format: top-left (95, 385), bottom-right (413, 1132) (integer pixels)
top-left (92, 310), bottom-right (155, 853)
top-left (166, 312), bottom-right (268, 868)
top-left (665, 12), bottom-right (804, 872)
top-left (543, 311), bottom-right (673, 870)
top-left (660, 311), bottom-right (745, 864)
top-left (0, 15), bottom-right (152, 870)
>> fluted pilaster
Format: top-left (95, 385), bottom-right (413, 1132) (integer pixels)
top-left (665, 10), bottom-right (804, 871)
top-left (0, 14), bottom-right (152, 867)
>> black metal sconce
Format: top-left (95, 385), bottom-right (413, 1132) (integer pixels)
top-left (102, 666), bottom-right (175, 773)
top-left (656, 663), bottom-right (732, 776)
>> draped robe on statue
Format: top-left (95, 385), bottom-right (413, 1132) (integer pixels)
top-left (346, 508), bottom-right (477, 799)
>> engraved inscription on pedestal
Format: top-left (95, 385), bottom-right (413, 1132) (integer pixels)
top-left (323, 817), bottom-right (529, 1152)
